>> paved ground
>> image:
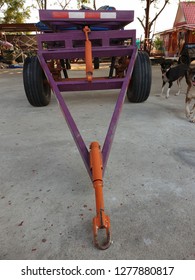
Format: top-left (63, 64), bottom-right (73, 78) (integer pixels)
top-left (0, 64), bottom-right (195, 260)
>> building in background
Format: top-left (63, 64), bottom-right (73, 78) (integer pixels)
top-left (156, 1), bottom-right (195, 57)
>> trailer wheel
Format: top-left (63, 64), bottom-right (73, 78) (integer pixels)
top-left (23, 56), bottom-right (51, 106)
top-left (127, 51), bottom-right (151, 103)
top-left (94, 57), bottom-right (100, 69)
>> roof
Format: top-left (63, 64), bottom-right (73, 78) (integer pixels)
top-left (174, 1), bottom-right (195, 27)
top-left (155, 2), bottom-right (195, 36)
top-left (155, 25), bottom-right (195, 37)
top-left (0, 23), bottom-right (37, 33)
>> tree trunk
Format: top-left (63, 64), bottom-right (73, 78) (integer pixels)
top-left (93, 0), bottom-right (96, 10)
top-left (144, 0), bottom-right (150, 52)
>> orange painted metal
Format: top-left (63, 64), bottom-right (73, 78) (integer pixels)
top-left (83, 26), bottom-right (93, 82)
top-left (90, 142), bottom-right (111, 250)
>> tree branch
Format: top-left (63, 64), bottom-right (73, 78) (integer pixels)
top-left (137, 16), bottom-right (145, 29)
top-left (149, 0), bottom-right (169, 30)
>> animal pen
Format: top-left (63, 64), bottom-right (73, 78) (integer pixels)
top-left (23, 8), bottom-right (152, 249)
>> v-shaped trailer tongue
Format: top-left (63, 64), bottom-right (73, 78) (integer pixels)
top-left (23, 9), bottom-right (151, 249)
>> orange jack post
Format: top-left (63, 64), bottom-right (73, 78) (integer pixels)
top-left (83, 26), bottom-right (93, 82)
top-left (89, 142), bottom-right (111, 250)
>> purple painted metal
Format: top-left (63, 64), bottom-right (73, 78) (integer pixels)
top-left (39, 10), bottom-right (134, 31)
top-left (36, 9), bottom-right (138, 180)
top-left (38, 54), bottom-right (91, 177)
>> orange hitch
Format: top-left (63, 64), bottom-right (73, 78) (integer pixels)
top-left (90, 142), bottom-right (111, 250)
top-left (83, 26), bottom-right (93, 82)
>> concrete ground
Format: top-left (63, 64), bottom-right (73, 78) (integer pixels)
top-left (0, 63), bottom-right (195, 260)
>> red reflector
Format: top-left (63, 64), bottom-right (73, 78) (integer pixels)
top-left (85, 12), bottom-right (100, 19)
top-left (52, 11), bottom-right (69, 18)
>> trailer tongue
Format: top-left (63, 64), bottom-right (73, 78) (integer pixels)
top-left (23, 8), bottom-right (151, 249)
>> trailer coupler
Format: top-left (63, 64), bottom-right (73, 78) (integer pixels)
top-left (90, 142), bottom-right (111, 250)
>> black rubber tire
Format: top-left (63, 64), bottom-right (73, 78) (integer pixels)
top-left (127, 51), bottom-right (152, 103)
top-left (65, 59), bottom-right (71, 70)
top-left (94, 57), bottom-right (100, 69)
top-left (23, 56), bottom-right (51, 106)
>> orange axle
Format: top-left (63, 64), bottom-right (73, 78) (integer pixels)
top-left (90, 142), bottom-right (111, 250)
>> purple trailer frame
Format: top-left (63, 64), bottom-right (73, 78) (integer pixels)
top-left (36, 9), bottom-right (138, 248)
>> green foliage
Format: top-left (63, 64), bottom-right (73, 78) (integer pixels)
top-left (0, 1), bottom-right (6, 8)
top-left (34, 0), bottom-right (91, 10)
top-left (77, 0), bottom-right (90, 8)
top-left (153, 36), bottom-right (164, 50)
top-left (0, 0), bottom-right (93, 24)
top-left (1, 0), bottom-right (31, 23)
